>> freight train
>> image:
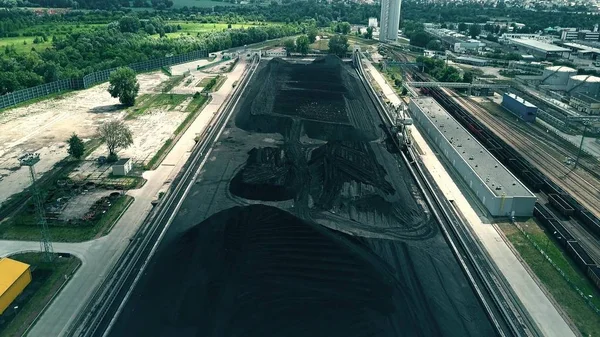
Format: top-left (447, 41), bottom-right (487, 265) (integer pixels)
top-left (412, 74), bottom-right (600, 289)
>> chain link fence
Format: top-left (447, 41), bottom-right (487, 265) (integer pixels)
top-left (0, 49), bottom-right (207, 111)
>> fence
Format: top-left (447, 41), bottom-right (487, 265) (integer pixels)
top-left (0, 49), bottom-right (208, 111)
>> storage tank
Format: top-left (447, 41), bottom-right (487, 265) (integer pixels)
top-left (567, 75), bottom-right (600, 96)
top-left (541, 66), bottom-right (577, 86)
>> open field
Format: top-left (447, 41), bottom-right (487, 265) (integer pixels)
top-left (171, 0), bottom-right (238, 8)
top-left (157, 22), bottom-right (269, 38)
top-left (498, 221), bottom-right (600, 336)
top-left (310, 38), bottom-right (329, 51)
top-left (0, 23), bottom-right (105, 54)
top-left (0, 252), bottom-right (80, 337)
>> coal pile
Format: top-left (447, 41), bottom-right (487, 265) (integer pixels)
top-left (235, 56), bottom-right (381, 142)
top-left (109, 57), bottom-right (497, 337)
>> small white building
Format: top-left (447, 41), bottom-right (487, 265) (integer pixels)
top-left (368, 17), bottom-right (378, 28)
top-left (112, 158), bottom-right (132, 176)
top-left (264, 47), bottom-right (287, 58)
top-left (242, 49), bottom-right (261, 60)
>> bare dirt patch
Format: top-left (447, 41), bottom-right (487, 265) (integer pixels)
top-left (0, 72), bottom-right (168, 205)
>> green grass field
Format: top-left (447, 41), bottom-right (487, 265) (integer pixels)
top-left (157, 21), bottom-right (269, 38)
top-left (171, 0), bottom-right (238, 8)
top-left (0, 23), bottom-right (105, 54)
top-left (310, 39), bottom-right (329, 51)
top-left (499, 220), bottom-right (600, 336)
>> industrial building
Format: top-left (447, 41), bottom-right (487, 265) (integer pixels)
top-left (453, 41), bottom-right (485, 53)
top-left (570, 93), bottom-right (600, 115)
top-left (578, 30), bottom-right (600, 41)
top-left (409, 97), bottom-right (537, 217)
top-left (508, 38), bottom-right (570, 60)
top-left (567, 75), bottom-right (600, 97)
top-left (0, 257), bottom-right (32, 315)
top-left (560, 28), bottom-right (578, 41)
top-left (264, 48), bottom-right (287, 58)
top-left (379, 0), bottom-right (401, 41)
top-left (562, 42), bottom-right (600, 60)
top-left (540, 66), bottom-right (577, 86)
top-left (502, 93), bottom-right (538, 122)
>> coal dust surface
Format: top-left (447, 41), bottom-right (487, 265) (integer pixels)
top-left (108, 57), bottom-right (497, 337)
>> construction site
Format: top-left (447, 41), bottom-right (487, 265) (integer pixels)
top-left (106, 56), bottom-right (498, 337)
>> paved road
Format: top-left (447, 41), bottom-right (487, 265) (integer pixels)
top-left (363, 57), bottom-right (576, 337)
top-left (0, 59), bottom-right (248, 337)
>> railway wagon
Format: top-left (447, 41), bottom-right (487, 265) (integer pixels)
top-left (534, 203), bottom-right (554, 221)
top-left (548, 194), bottom-right (575, 217)
top-left (588, 266), bottom-right (600, 290)
top-left (507, 158), bottom-right (531, 174)
top-left (521, 172), bottom-right (544, 192)
top-left (567, 241), bottom-right (597, 269)
top-left (576, 209), bottom-right (600, 237)
top-left (547, 219), bottom-right (576, 245)
top-left (543, 179), bottom-right (565, 197)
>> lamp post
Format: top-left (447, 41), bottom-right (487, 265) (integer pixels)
top-left (574, 121), bottom-right (589, 170)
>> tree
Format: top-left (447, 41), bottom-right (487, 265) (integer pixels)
top-left (410, 31), bottom-right (431, 48)
top-left (364, 26), bottom-right (373, 39)
top-left (283, 39), bottom-right (295, 55)
top-left (339, 22), bottom-right (351, 35)
top-left (108, 67), bottom-right (140, 107)
top-left (328, 35), bottom-right (349, 57)
top-left (119, 16), bottom-right (140, 33)
top-left (462, 71), bottom-right (474, 83)
top-left (469, 24), bottom-right (481, 39)
top-left (67, 133), bottom-right (85, 160)
top-left (425, 39), bottom-right (442, 51)
top-left (307, 27), bottom-right (318, 43)
top-left (458, 22), bottom-right (467, 33)
top-left (296, 35), bottom-right (310, 55)
top-left (98, 120), bottom-right (133, 161)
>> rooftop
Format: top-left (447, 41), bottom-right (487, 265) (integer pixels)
top-left (509, 38), bottom-right (570, 53)
top-left (455, 56), bottom-right (488, 63)
top-left (504, 93), bottom-right (537, 108)
top-left (0, 258), bottom-right (30, 297)
top-left (563, 42), bottom-right (600, 55)
top-left (570, 75), bottom-right (600, 82)
top-left (411, 97), bottom-right (534, 197)
top-left (114, 158), bottom-right (131, 165)
top-left (544, 65), bottom-right (576, 72)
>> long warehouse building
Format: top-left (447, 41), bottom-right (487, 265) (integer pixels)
top-left (409, 97), bottom-right (537, 217)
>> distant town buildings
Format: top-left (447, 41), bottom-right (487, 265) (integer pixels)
top-left (379, 0), bottom-right (401, 42)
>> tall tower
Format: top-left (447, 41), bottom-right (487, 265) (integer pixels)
top-left (19, 153), bottom-right (54, 262)
top-left (380, 0), bottom-right (402, 42)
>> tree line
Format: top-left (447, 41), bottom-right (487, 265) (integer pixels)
top-left (0, 18), bottom-right (302, 94)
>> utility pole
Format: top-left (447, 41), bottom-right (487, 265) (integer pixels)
top-left (19, 153), bottom-right (54, 262)
top-left (574, 122), bottom-right (589, 169)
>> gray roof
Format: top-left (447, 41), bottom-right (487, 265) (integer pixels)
top-left (509, 38), bottom-right (570, 53)
top-left (115, 158), bottom-right (131, 165)
top-left (411, 97), bottom-right (534, 197)
top-left (504, 93), bottom-right (537, 108)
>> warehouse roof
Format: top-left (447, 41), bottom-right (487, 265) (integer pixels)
top-left (563, 42), bottom-right (600, 55)
top-left (0, 258), bottom-right (30, 297)
top-left (504, 93), bottom-right (537, 108)
top-left (411, 97), bottom-right (534, 197)
top-left (509, 38), bottom-right (570, 53)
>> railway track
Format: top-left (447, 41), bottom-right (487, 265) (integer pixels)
top-left (451, 95), bottom-right (600, 263)
top-left (355, 51), bottom-right (539, 337)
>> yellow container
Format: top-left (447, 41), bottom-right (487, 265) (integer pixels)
top-left (0, 257), bottom-right (32, 315)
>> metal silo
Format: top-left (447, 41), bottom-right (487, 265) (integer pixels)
top-left (541, 66), bottom-right (577, 86)
top-left (567, 75), bottom-right (600, 97)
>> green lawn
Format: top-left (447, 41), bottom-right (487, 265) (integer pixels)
top-left (0, 252), bottom-right (81, 337)
top-left (0, 195), bottom-right (134, 242)
top-left (310, 39), bottom-right (329, 51)
top-left (171, 0), bottom-right (238, 8)
top-left (127, 93), bottom-right (190, 119)
top-left (0, 23), bottom-right (105, 54)
top-left (499, 220), bottom-right (600, 336)
top-left (155, 22), bottom-right (267, 38)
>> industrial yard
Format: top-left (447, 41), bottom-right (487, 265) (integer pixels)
top-left (106, 56), bottom-right (497, 337)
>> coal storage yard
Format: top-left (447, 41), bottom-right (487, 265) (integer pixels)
top-left (108, 56), bottom-right (497, 337)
